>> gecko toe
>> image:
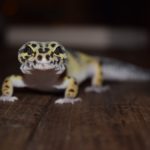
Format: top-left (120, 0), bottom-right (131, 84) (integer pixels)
top-left (55, 97), bottom-right (82, 104)
top-left (0, 96), bottom-right (18, 102)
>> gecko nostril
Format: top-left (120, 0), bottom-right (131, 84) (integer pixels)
top-left (37, 55), bottom-right (42, 61)
top-left (46, 55), bottom-right (50, 60)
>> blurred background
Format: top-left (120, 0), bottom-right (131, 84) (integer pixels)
top-left (0, 0), bottom-right (149, 81)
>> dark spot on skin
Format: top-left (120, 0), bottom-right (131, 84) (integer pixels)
top-left (67, 76), bottom-right (71, 79)
top-left (20, 57), bottom-right (26, 62)
top-left (51, 43), bottom-right (56, 47)
top-left (37, 55), bottom-right (42, 61)
top-left (25, 56), bottom-right (29, 59)
top-left (45, 48), bottom-right (49, 52)
top-left (33, 60), bottom-right (36, 65)
top-left (46, 55), bottom-right (50, 60)
top-left (69, 89), bottom-right (75, 92)
top-left (31, 44), bottom-right (37, 48)
top-left (5, 85), bottom-right (9, 88)
top-left (4, 80), bottom-right (8, 83)
top-left (39, 43), bottom-right (42, 47)
top-left (74, 81), bottom-right (77, 85)
top-left (63, 58), bottom-right (67, 64)
top-left (54, 49), bottom-right (59, 55)
top-left (50, 52), bottom-right (54, 57)
top-left (54, 46), bottom-right (64, 55)
top-left (5, 92), bottom-right (9, 95)
top-left (38, 48), bottom-right (43, 53)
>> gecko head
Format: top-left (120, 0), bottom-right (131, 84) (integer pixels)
top-left (18, 41), bottom-right (67, 74)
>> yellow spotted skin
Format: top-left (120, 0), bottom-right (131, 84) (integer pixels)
top-left (64, 76), bottom-right (79, 98)
top-left (1, 75), bottom-right (24, 96)
top-left (66, 51), bottom-right (103, 86)
top-left (2, 76), bottom-right (14, 96)
top-left (0, 41), bottom-right (103, 103)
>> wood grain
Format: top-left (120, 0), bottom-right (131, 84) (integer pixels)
top-left (0, 83), bottom-right (149, 150)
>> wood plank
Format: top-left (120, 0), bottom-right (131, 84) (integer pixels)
top-left (0, 92), bottom-right (53, 150)
top-left (25, 83), bottom-right (150, 150)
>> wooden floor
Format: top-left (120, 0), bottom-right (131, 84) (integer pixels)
top-left (0, 47), bottom-right (150, 150)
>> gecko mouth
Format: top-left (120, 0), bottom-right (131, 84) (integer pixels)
top-left (20, 61), bottom-right (66, 75)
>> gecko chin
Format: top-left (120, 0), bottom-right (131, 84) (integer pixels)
top-left (20, 61), bottom-right (66, 75)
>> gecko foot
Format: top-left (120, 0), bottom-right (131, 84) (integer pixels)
top-left (0, 96), bottom-right (18, 102)
top-left (55, 97), bottom-right (82, 104)
top-left (85, 85), bottom-right (110, 93)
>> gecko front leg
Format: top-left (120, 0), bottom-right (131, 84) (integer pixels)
top-left (0, 75), bottom-right (26, 102)
top-left (55, 77), bottom-right (81, 104)
top-left (85, 61), bottom-right (109, 93)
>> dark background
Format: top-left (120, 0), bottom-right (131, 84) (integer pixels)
top-left (0, 0), bottom-right (149, 46)
top-left (0, 0), bottom-right (149, 27)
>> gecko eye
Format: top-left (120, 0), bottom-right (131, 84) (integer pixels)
top-left (54, 46), bottom-right (65, 55)
top-left (21, 46), bottom-right (33, 55)
top-left (25, 46), bottom-right (33, 55)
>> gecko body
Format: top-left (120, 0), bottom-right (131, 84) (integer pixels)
top-left (0, 41), bottom-right (150, 104)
